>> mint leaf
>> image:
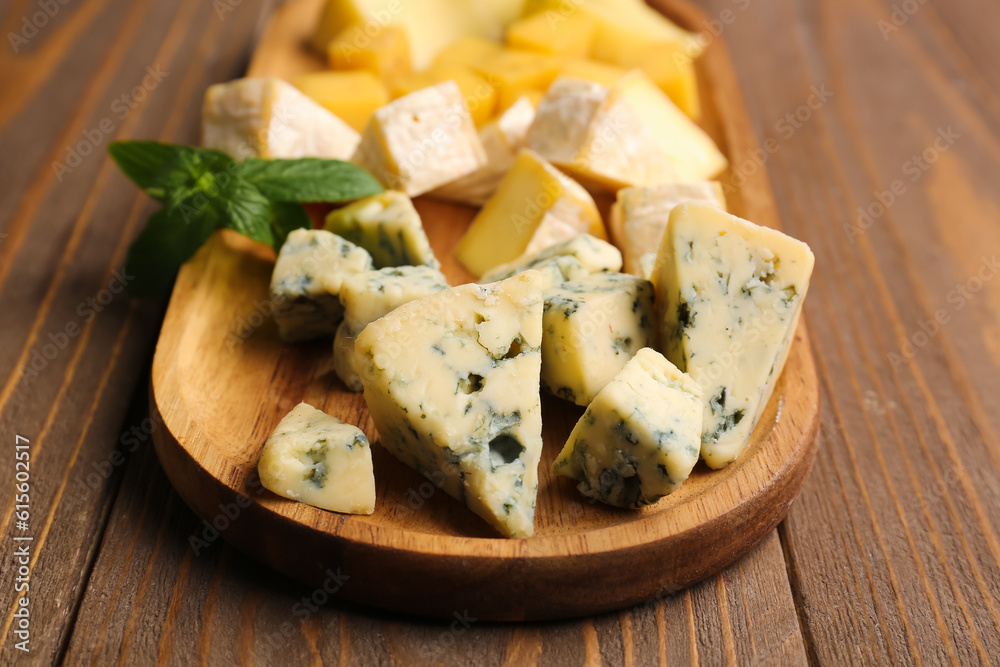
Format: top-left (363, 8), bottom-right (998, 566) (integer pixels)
top-left (217, 178), bottom-right (274, 246)
top-left (237, 158), bottom-right (383, 202)
top-left (109, 141), bottom-right (236, 204)
top-left (124, 206), bottom-right (219, 297)
top-left (269, 201), bottom-right (312, 250)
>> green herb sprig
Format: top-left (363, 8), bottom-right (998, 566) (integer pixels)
top-left (108, 141), bottom-right (384, 296)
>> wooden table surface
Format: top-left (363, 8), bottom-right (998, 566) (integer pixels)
top-left (1, 0), bottom-right (998, 663)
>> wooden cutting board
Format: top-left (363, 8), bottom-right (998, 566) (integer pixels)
top-left (150, 0), bottom-right (821, 621)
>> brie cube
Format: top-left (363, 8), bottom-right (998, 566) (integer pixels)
top-left (431, 96), bottom-right (536, 206)
top-left (526, 73), bottom-right (728, 190)
top-left (333, 265), bottom-right (450, 391)
top-left (653, 203), bottom-right (815, 468)
top-left (552, 348), bottom-right (702, 508)
top-left (352, 81), bottom-right (487, 197)
top-left (542, 272), bottom-right (654, 406)
top-left (270, 229), bottom-right (374, 342)
top-left (258, 403), bottom-right (375, 514)
top-left (324, 191), bottom-right (439, 269)
top-left (610, 181), bottom-right (727, 275)
top-left (202, 78), bottom-right (360, 160)
top-left (354, 272), bottom-right (544, 538)
top-left (454, 149), bottom-right (605, 277)
top-left (480, 233), bottom-right (623, 285)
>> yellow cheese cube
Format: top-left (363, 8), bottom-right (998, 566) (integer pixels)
top-left (392, 65), bottom-right (497, 126)
top-left (455, 149), bottom-right (606, 276)
top-left (293, 71), bottom-right (389, 132)
top-left (506, 10), bottom-right (596, 58)
top-left (471, 48), bottom-right (563, 110)
top-left (433, 35), bottom-right (503, 68)
top-left (559, 59), bottom-right (628, 86)
top-left (309, 0), bottom-right (366, 53)
top-left (328, 24), bottom-right (411, 87)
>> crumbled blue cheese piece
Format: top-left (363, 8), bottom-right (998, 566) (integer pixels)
top-left (354, 271), bottom-right (544, 538)
top-left (324, 191), bottom-right (440, 269)
top-left (652, 202), bottom-right (815, 468)
top-left (258, 402), bottom-right (375, 514)
top-left (269, 229), bottom-right (374, 342)
top-left (479, 234), bottom-right (623, 285)
top-left (333, 265), bottom-right (449, 391)
top-left (552, 348), bottom-right (703, 508)
top-left (541, 272), bottom-right (654, 406)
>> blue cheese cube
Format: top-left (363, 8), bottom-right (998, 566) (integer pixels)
top-left (258, 403), bottom-right (375, 514)
top-left (324, 191), bottom-right (440, 269)
top-left (269, 229), bottom-right (374, 342)
top-left (354, 272), bottom-right (544, 538)
top-left (479, 233), bottom-right (623, 286)
top-left (333, 266), bottom-right (449, 391)
top-left (553, 348), bottom-right (703, 508)
top-left (542, 272), bottom-right (654, 406)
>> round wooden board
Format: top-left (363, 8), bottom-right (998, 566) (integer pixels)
top-left (150, 0), bottom-right (821, 621)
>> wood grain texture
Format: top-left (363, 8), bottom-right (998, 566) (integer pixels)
top-left (147, 0), bottom-right (820, 621)
top-left (3, 0), bottom-right (1000, 661)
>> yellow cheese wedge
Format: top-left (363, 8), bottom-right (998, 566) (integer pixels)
top-left (455, 148), bottom-right (605, 276)
top-left (506, 10), bottom-right (597, 58)
top-left (328, 24), bottom-right (411, 87)
top-left (392, 64), bottom-right (497, 126)
top-left (471, 48), bottom-right (564, 110)
top-left (559, 59), bottom-right (628, 87)
top-left (292, 71), bottom-right (389, 132)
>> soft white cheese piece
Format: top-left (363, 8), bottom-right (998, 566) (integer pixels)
top-left (354, 272), bottom-right (544, 538)
top-left (526, 73), bottom-right (728, 190)
top-left (352, 81), bottom-right (487, 197)
top-left (541, 272), bottom-right (654, 406)
top-left (552, 348), bottom-right (703, 508)
top-left (269, 229), bottom-right (374, 342)
top-left (480, 233), bottom-right (623, 286)
top-left (324, 191), bottom-right (440, 269)
top-left (333, 265), bottom-right (449, 391)
top-left (610, 181), bottom-right (727, 275)
top-left (431, 96), bottom-right (536, 206)
top-left (652, 202), bottom-right (815, 468)
top-left (258, 402), bottom-right (375, 514)
top-left (202, 77), bottom-right (360, 160)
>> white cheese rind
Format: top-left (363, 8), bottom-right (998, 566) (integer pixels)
top-left (354, 272), bottom-right (544, 538)
top-left (258, 403), bottom-right (375, 514)
top-left (542, 272), bottom-right (654, 406)
top-left (323, 191), bottom-right (440, 269)
top-left (352, 81), bottom-right (487, 197)
top-left (333, 265), bottom-right (449, 391)
top-left (652, 202), bottom-right (815, 468)
top-left (202, 78), bottom-right (360, 160)
top-left (269, 229), bottom-right (374, 342)
top-left (552, 348), bottom-right (702, 508)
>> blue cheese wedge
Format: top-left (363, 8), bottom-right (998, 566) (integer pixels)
top-left (202, 78), bottom-right (360, 160)
top-left (270, 229), bottom-right (374, 342)
top-left (333, 266), bottom-right (450, 391)
top-left (480, 233), bottom-right (623, 286)
top-left (352, 81), bottom-right (487, 196)
top-left (542, 272), bottom-right (654, 406)
top-left (610, 181), bottom-right (727, 275)
top-left (652, 202), bottom-right (815, 468)
top-left (354, 272), bottom-right (544, 538)
top-left (324, 191), bottom-right (440, 269)
top-left (258, 402), bottom-right (375, 514)
top-left (552, 348), bottom-right (702, 508)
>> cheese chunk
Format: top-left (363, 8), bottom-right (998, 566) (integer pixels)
top-left (201, 78), bottom-right (360, 160)
top-left (292, 71), bottom-right (389, 132)
top-left (258, 403), bottom-right (375, 514)
top-left (552, 348), bottom-right (702, 508)
top-left (652, 203), bottom-right (815, 468)
top-left (480, 233), bottom-right (622, 285)
top-left (470, 48), bottom-right (564, 110)
top-left (542, 272), bottom-right (654, 406)
top-left (433, 36), bottom-right (503, 68)
top-left (328, 24), bottom-right (411, 86)
top-left (334, 266), bottom-right (449, 391)
top-left (506, 10), bottom-right (597, 58)
top-left (391, 65), bottom-right (497, 126)
top-left (527, 72), bottom-right (727, 190)
top-left (324, 191), bottom-right (439, 269)
top-left (431, 96), bottom-right (536, 206)
top-left (638, 253), bottom-right (657, 281)
top-left (454, 149), bottom-right (605, 276)
top-left (559, 58), bottom-right (628, 87)
top-left (354, 272), bottom-right (544, 537)
top-left (610, 182), bottom-right (727, 275)
top-left (352, 81), bottom-right (487, 197)
top-left (270, 229), bottom-right (374, 342)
